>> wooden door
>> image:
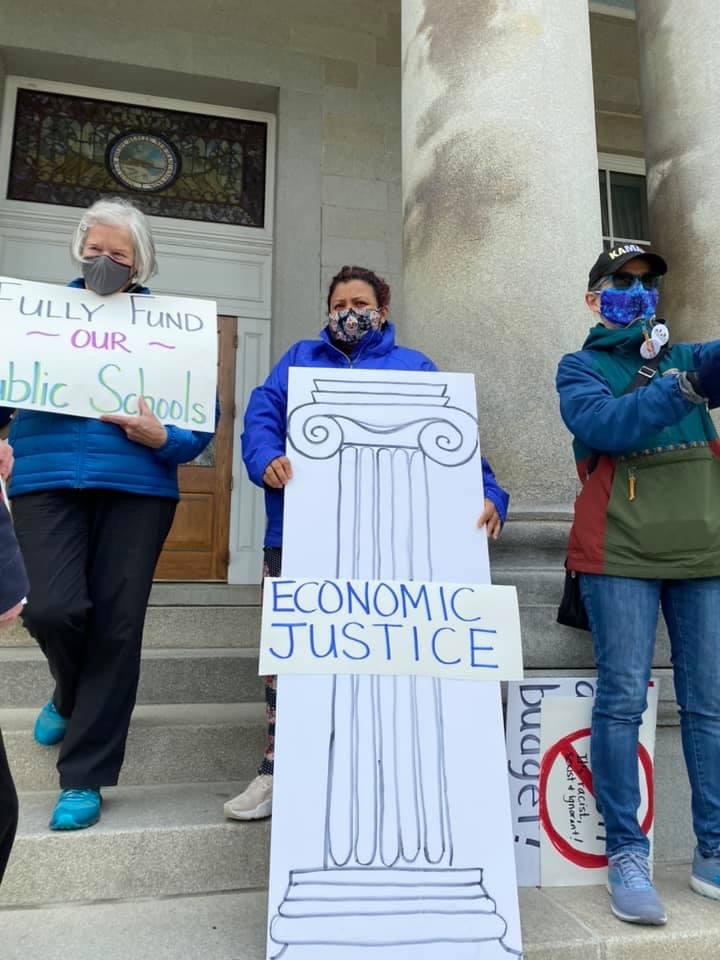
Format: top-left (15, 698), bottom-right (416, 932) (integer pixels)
top-left (154, 315), bottom-right (236, 580)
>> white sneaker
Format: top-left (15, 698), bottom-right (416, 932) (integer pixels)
top-left (224, 774), bottom-right (273, 820)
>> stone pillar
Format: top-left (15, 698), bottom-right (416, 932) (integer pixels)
top-left (636, 1), bottom-right (720, 343)
top-left (401, 1), bottom-right (601, 511)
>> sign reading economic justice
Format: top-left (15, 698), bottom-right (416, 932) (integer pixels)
top-left (259, 577), bottom-right (523, 680)
top-left (0, 277), bottom-right (217, 429)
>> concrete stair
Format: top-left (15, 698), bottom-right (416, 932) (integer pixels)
top-left (2, 865), bottom-right (718, 960)
top-left (0, 558), bottom-right (715, 958)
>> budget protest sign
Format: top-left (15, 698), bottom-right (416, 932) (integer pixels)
top-left (506, 677), bottom-right (597, 886)
top-left (0, 277), bottom-right (217, 429)
top-left (538, 684), bottom-right (658, 887)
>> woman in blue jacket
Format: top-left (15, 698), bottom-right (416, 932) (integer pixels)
top-left (224, 264), bottom-right (510, 821)
top-left (0, 198), bottom-right (214, 831)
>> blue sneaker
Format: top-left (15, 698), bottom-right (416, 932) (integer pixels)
top-left (34, 701), bottom-right (69, 746)
top-left (49, 788), bottom-right (102, 830)
top-left (607, 851), bottom-right (667, 925)
top-left (690, 847), bottom-right (720, 900)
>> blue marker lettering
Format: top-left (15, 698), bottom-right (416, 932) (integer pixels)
top-left (450, 586), bottom-right (481, 622)
top-left (431, 626), bottom-right (460, 665)
top-left (268, 622), bottom-right (305, 659)
top-left (271, 580), bottom-right (296, 614)
top-left (341, 622), bottom-right (370, 660)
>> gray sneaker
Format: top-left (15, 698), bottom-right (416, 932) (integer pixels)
top-left (690, 847), bottom-right (720, 900)
top-left (607, 851), bottom-right (667, 925)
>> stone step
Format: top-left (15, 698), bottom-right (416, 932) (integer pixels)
top-left (1, 703), bottom-right (267, 792)
top-left (0, 604), bottom-right (262, 649)
top-left (0, 780), bottom-right (270, 907)
top-left (149, 583), bottom-right (261, 606)
top-left (0, 890), bottom-right (268, 960)
top-left (0, 598), bottom-right (678, 679)
top-left (0, 646), bottom-right (264, 707)
top-left (1, 863), bottom-right (717, 960)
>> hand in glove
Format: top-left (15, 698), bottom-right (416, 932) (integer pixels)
top-left (687, 348), bottom-right (720, 406)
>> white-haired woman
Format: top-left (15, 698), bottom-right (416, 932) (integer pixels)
top-left (0, 197), bottom-right (214, 831)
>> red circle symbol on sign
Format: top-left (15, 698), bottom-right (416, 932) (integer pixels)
top-left (538, 726), bottom-right (654, 869)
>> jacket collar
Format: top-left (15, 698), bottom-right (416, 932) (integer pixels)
top-left (582, 319), bottom-right (646, 354)
top-left (319, 321), bottom-right (397, 361)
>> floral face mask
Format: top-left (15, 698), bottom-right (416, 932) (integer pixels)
top-left (327, 306), bottom-right (383, 344)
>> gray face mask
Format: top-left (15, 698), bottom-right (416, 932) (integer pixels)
top-left (82, 255), bottom-right (133, 295)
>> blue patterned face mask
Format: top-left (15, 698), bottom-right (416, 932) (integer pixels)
top-left (599, 282), bottom-right (659, 327)
top-left (327, 307), bottom-right (382, 344)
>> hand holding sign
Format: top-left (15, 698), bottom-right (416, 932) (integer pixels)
top-left (0, 442), bottom-right (13, 480)
top-left (0, 601), bottom-right (23, 629)
top-left (477, 498), bottom-right (501, 540)
top-left (101, 396), bottom-right (168, 449)
top-left (263, 455), bottom-right (293, 489)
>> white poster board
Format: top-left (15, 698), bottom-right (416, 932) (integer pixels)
top-left (266, 369), bottom-right (524, 959)
top-left (0, 277), bottom-right (217, 428)
top-left (506, 677), bottom-right (597, 887)
top-left (538, 683), bottom-right (658, 887)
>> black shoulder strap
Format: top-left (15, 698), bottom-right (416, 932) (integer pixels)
top-left (620, 346), bottom-right (667, 395)
top-left (586, 345), bottom-right (668, 476)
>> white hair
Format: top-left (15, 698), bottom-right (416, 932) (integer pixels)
top-left (70, 197), bottom-right (158, 285)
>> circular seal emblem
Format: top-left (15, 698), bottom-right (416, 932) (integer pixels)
top-left (107, 132), bottom-right (180, 193)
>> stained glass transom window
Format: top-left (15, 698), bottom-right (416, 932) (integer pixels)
top-left (7, 88), bottom-right (268, 227)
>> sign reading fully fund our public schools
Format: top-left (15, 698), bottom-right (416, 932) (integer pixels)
top-left (259, 577), bottom-right (523, 680)
top-left (0, 277), bottom-right (217, 428)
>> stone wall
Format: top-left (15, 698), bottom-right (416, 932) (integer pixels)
top-left (0, 0), bottom-right (403, 358)
top-left (0, 3), bottom-right (647, 360)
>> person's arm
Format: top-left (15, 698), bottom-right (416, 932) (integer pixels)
top-left (556, 351), bottom-right (696, 454)
top-left (153, 395), bottom-right (219, 466)
top-left (687, 340), bottom-right (720, 408)
top-left (0, 503), bottom-right (28, 623)
top-left (481, 457), bottom-right (509, 524)
top-left (101, 396), bottom-right (216, 465)
top-left (476, 457), bottom-right (509, 540)
top-left (242, 348), bottom-right (296, 488)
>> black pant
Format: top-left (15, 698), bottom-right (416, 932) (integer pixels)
top-left (12, 490), bottom-right (176, 789)
top-left (0, 730), bottom-right (18, 884)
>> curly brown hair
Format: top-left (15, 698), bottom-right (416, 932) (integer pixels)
top-left (326, 265), bottom-right (391, 312)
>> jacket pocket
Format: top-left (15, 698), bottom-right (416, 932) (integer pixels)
top-left (604, 446), bottom-right (720, 572)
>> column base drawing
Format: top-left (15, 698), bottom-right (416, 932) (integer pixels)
top-left (269, 866), bottom-right (521, 958)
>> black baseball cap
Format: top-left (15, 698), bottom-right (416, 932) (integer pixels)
top-left (588, 243), bottom-right (667, 290)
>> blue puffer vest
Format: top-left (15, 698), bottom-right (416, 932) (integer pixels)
top-left (0, 280), bottom-right (214, 499)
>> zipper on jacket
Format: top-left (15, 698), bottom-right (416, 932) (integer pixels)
top-left (627, 466), bottom-right (637, 502)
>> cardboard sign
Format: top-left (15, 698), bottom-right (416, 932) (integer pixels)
top-left (259, 577), bottom-right (523, 680)
top-left (538, 685), bottom-right (658, 887)
top-left (0, 277), bottom-right (217, 428)
top-left (506, 677), bottom-right (597, 886)
top-left (266, 368), bottom-right (524, 959)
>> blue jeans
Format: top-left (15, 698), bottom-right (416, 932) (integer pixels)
top-left (579, 574), bottom-right (720, 858)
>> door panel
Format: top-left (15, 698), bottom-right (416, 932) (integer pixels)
top-left (154, 315), bottom-right (236, 580)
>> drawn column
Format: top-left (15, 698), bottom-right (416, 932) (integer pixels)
top-left (271, 376), bottom-right (519, 958)
top-left (286, 378), bottom-right (478, 869)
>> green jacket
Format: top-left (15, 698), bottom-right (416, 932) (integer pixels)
top-left (556, 322), bottom-right (720, 579)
